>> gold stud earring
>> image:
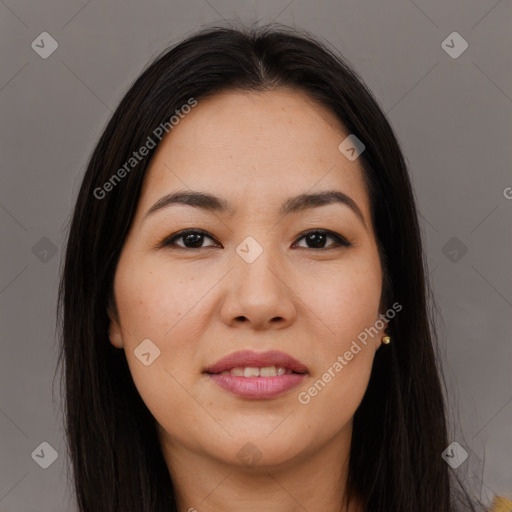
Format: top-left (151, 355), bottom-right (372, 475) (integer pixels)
top-left (381, 335), bottom-right (391, 345)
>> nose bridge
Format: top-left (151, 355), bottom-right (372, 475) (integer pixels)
top-left (219, 232), bottom-right (296, 329)
top-left (234, 234), bottom-right (282, 289)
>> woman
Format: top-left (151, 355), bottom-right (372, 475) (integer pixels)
top-left (57, 23), bottom-right (484, 512)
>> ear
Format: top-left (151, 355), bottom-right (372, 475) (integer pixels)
top-left (108, 318), bottom-right (124, 349)
top-left (375, 307), bottom-right (390, 352)
top-left (107, 296), bottom-right (124, 349)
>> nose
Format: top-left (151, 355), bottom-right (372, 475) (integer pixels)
top-left (219, 246), bottom-right (297, 331)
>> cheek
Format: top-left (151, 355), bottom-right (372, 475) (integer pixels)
top-left (112, 256), bottom-right (223, 405)
top-left (114, 259), bottom-right (212, 343)
top-left (301, 252), bottom-right (383, 344)
top-left (295, 252), bottom-right (381, 418)
top-left (329, 267), bottom-right (381, 338)
top-left (113, 262), bottom-right (208, 423)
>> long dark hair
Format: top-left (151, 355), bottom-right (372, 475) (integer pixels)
top-left (56, 22), bottom-right (483, 512)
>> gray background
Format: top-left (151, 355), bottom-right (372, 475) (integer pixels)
top-left (1, 0), bottom-right (511, 510)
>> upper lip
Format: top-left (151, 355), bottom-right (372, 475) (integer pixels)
top-left (204, 350), bottom-right (309, 374)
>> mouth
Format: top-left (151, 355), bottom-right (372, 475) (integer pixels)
top-left (203, 350), bottom-right (309, 399)
top-left (203, 349), bottom-right (309, 375)
top-left (207, 366), bottom-right (303, 377)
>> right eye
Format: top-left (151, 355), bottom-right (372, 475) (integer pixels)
top-left (159, 229), bottom-right (220, 250)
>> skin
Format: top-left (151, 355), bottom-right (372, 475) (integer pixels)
top-left (109, 88), bottom-right (386, 512)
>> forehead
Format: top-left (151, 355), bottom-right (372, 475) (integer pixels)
top-left (137, 88), bottom-right (370, 219)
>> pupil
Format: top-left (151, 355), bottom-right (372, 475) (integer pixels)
top-left (308, 233), bottom-right (326, 248)
top-left (184, 233), bottom-right (203, 248)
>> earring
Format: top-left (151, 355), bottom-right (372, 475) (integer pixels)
top-left (381, 335), bottom-right (391, 345)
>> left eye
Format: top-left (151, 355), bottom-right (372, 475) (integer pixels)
top-left (159, 229), bottom-right (351, 250)
top-left (293, 229), bottom-right (351, 249)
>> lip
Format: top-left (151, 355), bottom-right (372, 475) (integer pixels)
top-left (203, 350), bottom-right (309, 400)
top-left (203, 350), bottom-right (309, 374)
top-left (207, 373), bottom-right (307, 399)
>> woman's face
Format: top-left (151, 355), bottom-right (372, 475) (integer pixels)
top-left (109, 88), bottom-right (385, 471)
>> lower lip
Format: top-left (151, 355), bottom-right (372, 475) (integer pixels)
top-left (206, 373), bottom-right (307, 399)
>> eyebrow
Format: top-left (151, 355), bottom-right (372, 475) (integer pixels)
top-left (144, 189), bottom-right (366, 228)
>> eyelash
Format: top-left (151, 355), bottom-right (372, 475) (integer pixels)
top-left (158, 228), bottom-right (352, 251)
